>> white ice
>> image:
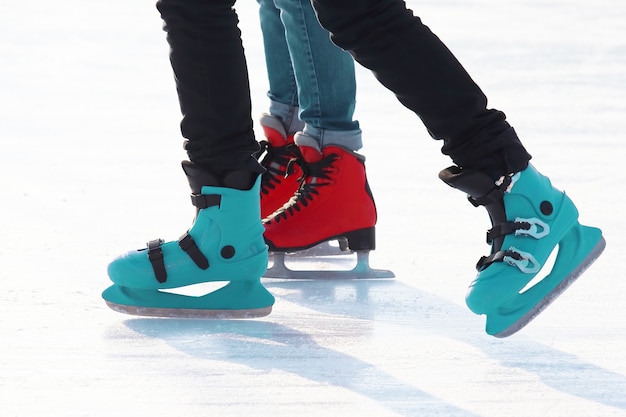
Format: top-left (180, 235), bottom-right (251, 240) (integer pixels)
top-left (2, 1), bottom-right (625, 416)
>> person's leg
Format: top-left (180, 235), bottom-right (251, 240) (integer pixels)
top-left (275, 0), bottom-right (361, 151)
top-left (103, 0), bottom-right (273, 317)
top-left (163, 0), bottom-right (262, 173)
top-left (256, 0), bottom-right (305, 218)
top-left (312, 0), bottom-right (529, 178)
top-left (260, 0), bottom-right (379, 265)
top-left (258, 0), bottom-right (303, 134)
top-left (311, 0), bottom-right (604, 336)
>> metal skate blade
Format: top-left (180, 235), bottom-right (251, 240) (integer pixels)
top-left (102, 283), bottom-right (275, 319)
top-left (491, 231), bottom-right (606, 338)
top-left (264, 250), bottom-right (395, 280)
top-left (105, 301), bottom-right (272, 319)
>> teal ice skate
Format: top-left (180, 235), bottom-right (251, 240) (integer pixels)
top-left (440, 164), bottom-right (605, 337)
top-left (103, 161), bottom-right (274, 318)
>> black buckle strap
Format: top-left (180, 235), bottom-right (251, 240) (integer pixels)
top-left (476, 249), bottom-right (522, 271)
top-left (147, 239), bottom-right (167, 283)
top-left (190, 193), bottom-right (221, 209)
top-left (486, 221), bottom-right (531, 244)
top-left (178, 232), bottom-right (209, 270)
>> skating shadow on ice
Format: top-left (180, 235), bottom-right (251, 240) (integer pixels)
top-left (264, 279), bottom-right (626, 411)
top-left (122, 318), bottom-right (481, 417)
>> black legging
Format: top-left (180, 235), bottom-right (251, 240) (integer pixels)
top-left (157, 0), bottom-right (531, 177)
top-left (312, 0), bottom-right (531, 176)
top-left (156, 0), bottom-right (260, 172)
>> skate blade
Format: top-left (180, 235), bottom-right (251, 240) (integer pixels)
top-left (104, 300), bottom-right (272, 319)
top-left (488, 226), bottom-right (605, 338)
top-left (102, 282), bottom-right (274, 319)
top-left (264, 250), bottom-right (395, 280)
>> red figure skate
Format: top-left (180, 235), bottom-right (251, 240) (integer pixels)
top-left (263, 138), bottom-right (394, 279)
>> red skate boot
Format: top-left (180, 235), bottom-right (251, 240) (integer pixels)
top-left (256, 114), bottom-right (303, 219)
top-left (263, 139), bottom-right (394, 279)
top-left (257, 115), bottom-right (345, 256)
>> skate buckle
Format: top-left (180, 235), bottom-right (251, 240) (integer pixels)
top-left (495, 171), bottom-right (520, 192)
top-left (514, 217), bottom-right (550, 239)
top-left (504, 247), bottom-right (540, 273)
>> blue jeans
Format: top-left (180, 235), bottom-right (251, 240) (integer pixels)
top-left (258, 0), bottom-right (362, 151)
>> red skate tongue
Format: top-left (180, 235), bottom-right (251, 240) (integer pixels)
top-left (299, 145), bottom-right (323, 163)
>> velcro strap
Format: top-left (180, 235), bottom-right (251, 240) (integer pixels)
top-left (178, 233), bottom-right (209, 270)
top-left (147, 239), bottom-right (167, 283)
top-left (190, 193), bottom-right (221, 209)
top-left (476, 249), bottom-right (522, 271)
top-left (486, 221), bottom-right (531, 244)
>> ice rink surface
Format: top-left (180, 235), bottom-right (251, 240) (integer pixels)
top-left (2, 1), bottom-right (625, 416)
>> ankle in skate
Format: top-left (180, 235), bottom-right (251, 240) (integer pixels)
top-left (263, 135), bottom-right (393, 279)
top-left (256, 114), bottom-right (304, 219)
top-left (440, 163), bottom-right (605, 337)
top-left (102, 160), bottom-right (274, 318)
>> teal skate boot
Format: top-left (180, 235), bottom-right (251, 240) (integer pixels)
top-left (440, 164), bottom-right (605, 337)
top-left (102, 161), bottom-right (274, 318)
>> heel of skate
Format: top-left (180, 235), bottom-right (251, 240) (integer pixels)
top-left (343, 227), bottom-right (376, 251)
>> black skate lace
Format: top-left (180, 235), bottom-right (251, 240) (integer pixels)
top-left (255, 141), bottom-right (301, 195)
top-left (267, 152), bottom-right (338, 223)
top-left (476, 249), bottom-right (524, 271)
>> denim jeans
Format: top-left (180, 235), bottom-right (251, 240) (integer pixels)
top-left (312, 0), bottom-right (532, 177)
top-left (258, 0), bottom-right (363, 151)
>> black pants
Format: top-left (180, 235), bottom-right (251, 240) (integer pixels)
top-left (312, 0), bottom-right (531, 176)
top-left (157, 0), bottom-right (259, 172)
top-left (158, 0), bottom-right (531, 177)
